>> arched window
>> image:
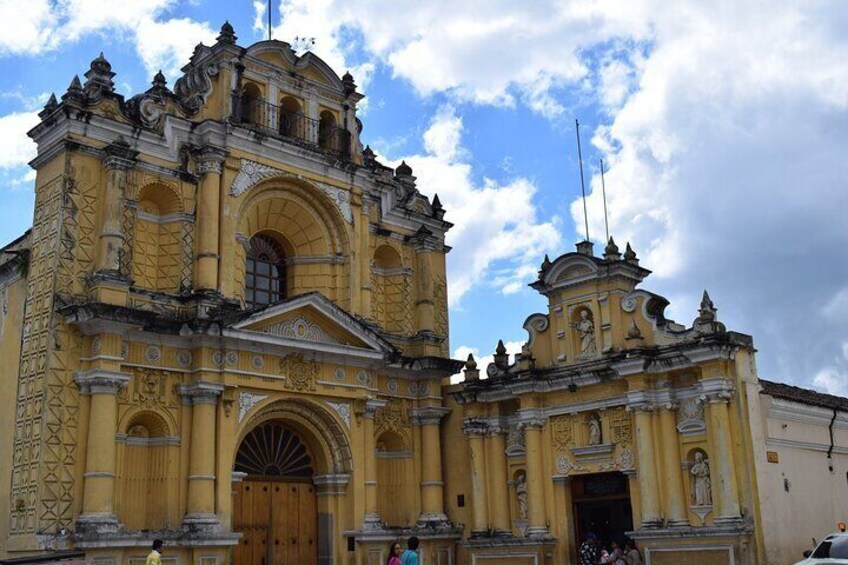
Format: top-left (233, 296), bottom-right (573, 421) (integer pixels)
top-left (240, 82), bottom-right (263, 125)
top-left (279, 96), bottom-right (303, 139)
top-left (318, 110), bottom-right (337, 151)
top-left (246, 234), bottom-right (286, 306)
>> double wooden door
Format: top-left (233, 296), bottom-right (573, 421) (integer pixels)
top-left (233, 479), bottom-right (317, 565)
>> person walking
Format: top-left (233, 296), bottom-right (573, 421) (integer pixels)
top-left (578, 533), bottom-right (599, 565)
top-left (400, 536), bottom-right (419, 565)
top-left (624, 540), bottom-right (643, 565)
top-left (145, 540), bottom-right (163, 565)
top-left (387, 541), bottom-right (403, 565)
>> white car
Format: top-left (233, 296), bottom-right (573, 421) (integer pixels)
top-left (795, 532), bottom-right (848, 564)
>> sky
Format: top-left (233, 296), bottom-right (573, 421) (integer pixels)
top-left (0, 0), bottom-right (846, 393)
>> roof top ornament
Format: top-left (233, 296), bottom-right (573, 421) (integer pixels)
top-left (540, 254), bottom-right (552, 272)
top-left (693, 289), bottom-right (725, 334)
top-left (396, 160), bottom-right (413, 177)
top-left (83, 52), bottom-right (115, 99)
top-left (217, 20), bottom-right (237, 44)
top-left (342, 70), bottom-right (357, 96)
top-left (39, 93), bottom-right (58, 119)
top-left (604, 237), bottom-right (621, 261)
top-left (62, 75), bottom-right (85, 103)
top-left (624, 242), bottom-right (638, 264)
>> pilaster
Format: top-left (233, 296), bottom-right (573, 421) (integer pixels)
top-left (658, 403), bottom-right (688, 525)
top-left (518, 412), bottom-right (549, 538)
top-left (707, 389), bottom-right (742, 523)
top-left (412, 406), bottom-right (451, 526)
top-left (485, 423), bottom-right (511, 534)
top-left (181, 381), bottom-right (224, 531)
top-left (462, 418), bottom-right (489, 535)
top-left (74, 370), bottom-right (132, 536)
top-left (194, 146), bottom-right (227, 293)
top-left (361, 397), bottom-right (386, 530)
top-left (631, 403), bottom-right (661, 527)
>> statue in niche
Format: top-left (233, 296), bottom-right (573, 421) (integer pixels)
top-left (690, 451), bottom-right (712, 506)
top-left (588, 415), bottom-right (602, 445)
top-left (516, 474), bottom-right (528, 519)
top-left (573, 310), bottom-right (596, 355)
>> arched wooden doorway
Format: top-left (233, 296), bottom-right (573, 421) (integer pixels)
top-left (233, 421), bottom-right (318, 565)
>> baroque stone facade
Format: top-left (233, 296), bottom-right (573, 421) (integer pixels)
top-left (0, 19), bottom-right (840, 565)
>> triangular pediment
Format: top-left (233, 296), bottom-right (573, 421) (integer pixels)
top-left (226, 292), bottom-right (395, 356)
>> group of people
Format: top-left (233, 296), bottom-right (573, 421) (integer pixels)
top-left (579, 534), bottom-right (642, 565)
top-left (387, 536), bottom-right (421, 565)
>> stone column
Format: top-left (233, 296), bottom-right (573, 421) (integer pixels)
top-left (182, 382), bottom-right (224, 530)
top-left (658, 404), bottom-right (688, 525)
top-left (414, 406), bottom-right (451, 526)
top-left (485, 424), bottom-right (511, 534)
top-left (194, 147), bottom-right (227, 293)
top-left (96, 137), bottom-right (137, 274)
top-left (361, 398), bottom-right (386, 529)
top-left (632, 405), bottom-right (661, 527)
top-left (463, 419), bottom-right (489, 534)
top-left (411, 230), bottom-right (439, 335)
top-left (74, 370), bottom-right (131, 534)
top-left (707, 392), bottom-right (741, 522)
top-left (521, 417), bottom-right (549, 537)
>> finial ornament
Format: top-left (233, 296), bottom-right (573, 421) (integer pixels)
top-left (62, 75), bottom-right (84, 102)
top-left (541, 254), bottom-right (552, 271)
top-left (624, 242), bottom-right (637, 262)
top-left (217, 20), bottom-right (237, 44)
top-left (496, 339), bottom-right (507, 355)
top-left (699, 290), bottom-right (716, 321)
top-left (152, 70), bottom-right (167, 88)
top-left (396, 160), bottom-right (412, 176)
top-left (465, 353), bottom-right (477, 371)
top-left (39, 93), bottom-right (58, 118)
top-left (363, 145), bottom-right (375, 159)
top-left (604, 236), bottom-right (620, 260)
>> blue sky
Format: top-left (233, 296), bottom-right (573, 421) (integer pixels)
top-left (0, 0), bottom-right (846, 392)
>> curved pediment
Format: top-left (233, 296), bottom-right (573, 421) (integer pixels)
top-left (542, 253), bottom-right (599, 287)
top-left (245, 42), bottom-right (345, 91)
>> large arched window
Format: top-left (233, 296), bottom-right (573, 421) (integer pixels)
top-left (246, 234), bottom-right (286, 307)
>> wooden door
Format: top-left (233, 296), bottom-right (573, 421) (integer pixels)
top-left (233, 480), bottom-right (317, 565)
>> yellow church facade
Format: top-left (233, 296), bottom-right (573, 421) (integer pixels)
top-left (0, 21), bottom-right (844, 565)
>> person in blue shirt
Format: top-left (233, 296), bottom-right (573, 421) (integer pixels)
top-left (400, 536), bottom-right (419, 565)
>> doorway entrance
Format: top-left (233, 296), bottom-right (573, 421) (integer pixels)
top-left (572, 472), bottom-right (633, 551)
top-left (232, 421), bottom-right (318, 565)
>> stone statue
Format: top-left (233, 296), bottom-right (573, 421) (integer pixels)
top-left (516, 474), bottom-right (528, 519)
top-left (690, 451), bottom-right (712, 506)
top-left (574, 310), bottom-right (596, 355)
top-left (588, 415), bottom-right (602, 445)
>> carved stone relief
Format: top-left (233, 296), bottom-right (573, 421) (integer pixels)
top-left (280, 353), bottom-right (318, 392)
top-left (551, 416), bottom-right (573, 451)
top-left (262, 316), bottom-right (341, 345)
top-left (238, 391), bottom-right (268, 423)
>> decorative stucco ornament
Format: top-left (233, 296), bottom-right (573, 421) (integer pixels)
top-left (238, 391), bottom-right (268, 423)
top-left (325, 401), bottom-right (351, 429)
top-left (230, 159), bottom-right (353, 223)
top-left (262, 316), bottom-right (341, 344)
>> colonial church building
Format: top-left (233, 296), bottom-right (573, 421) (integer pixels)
top-left (0, 22), bottom-right (846, 565)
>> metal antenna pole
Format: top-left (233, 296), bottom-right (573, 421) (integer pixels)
top-left (575, 119), bottom-right (590, 242)
top-left (600, 158), bottom-right (609, 242)
top-left (268, 0), bottom-right (272, 41)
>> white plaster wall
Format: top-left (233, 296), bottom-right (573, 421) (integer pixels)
top-left (755, 393), bottom-right (848, 565)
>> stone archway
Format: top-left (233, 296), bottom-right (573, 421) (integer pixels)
top-left (233, 400), bottom-right (352, 565)
top-left (232, 421), bottom-right (318, 565)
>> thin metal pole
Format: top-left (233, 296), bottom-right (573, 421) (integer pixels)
top-left (600, 158), bottom-right (609, 242)
top-left (268, 0), bottom-right (272, 41)
top-left (575, 119), bottom-right (590, 242)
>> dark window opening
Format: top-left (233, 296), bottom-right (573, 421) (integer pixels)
top-left (246, 234), bottom-right (286, 307)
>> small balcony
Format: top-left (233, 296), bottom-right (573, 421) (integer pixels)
top-left (234, 96), bottom-right (352, 159)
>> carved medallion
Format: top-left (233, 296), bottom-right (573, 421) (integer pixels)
top-left (281, 353), bottom-right (318, 392)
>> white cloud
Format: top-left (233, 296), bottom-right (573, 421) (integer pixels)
top-left (0, 112), bottom-right (39, 169)
top-left (452, 340), bottom-right (524, 382)
top-left (134, 17), bottom-right (217, 78)
top-left (376, 106), bottom-right (560, 305)
top-left (0, 0), bottom-right (216, 78)
top-left (814, 366), bottom-right (848, 397)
